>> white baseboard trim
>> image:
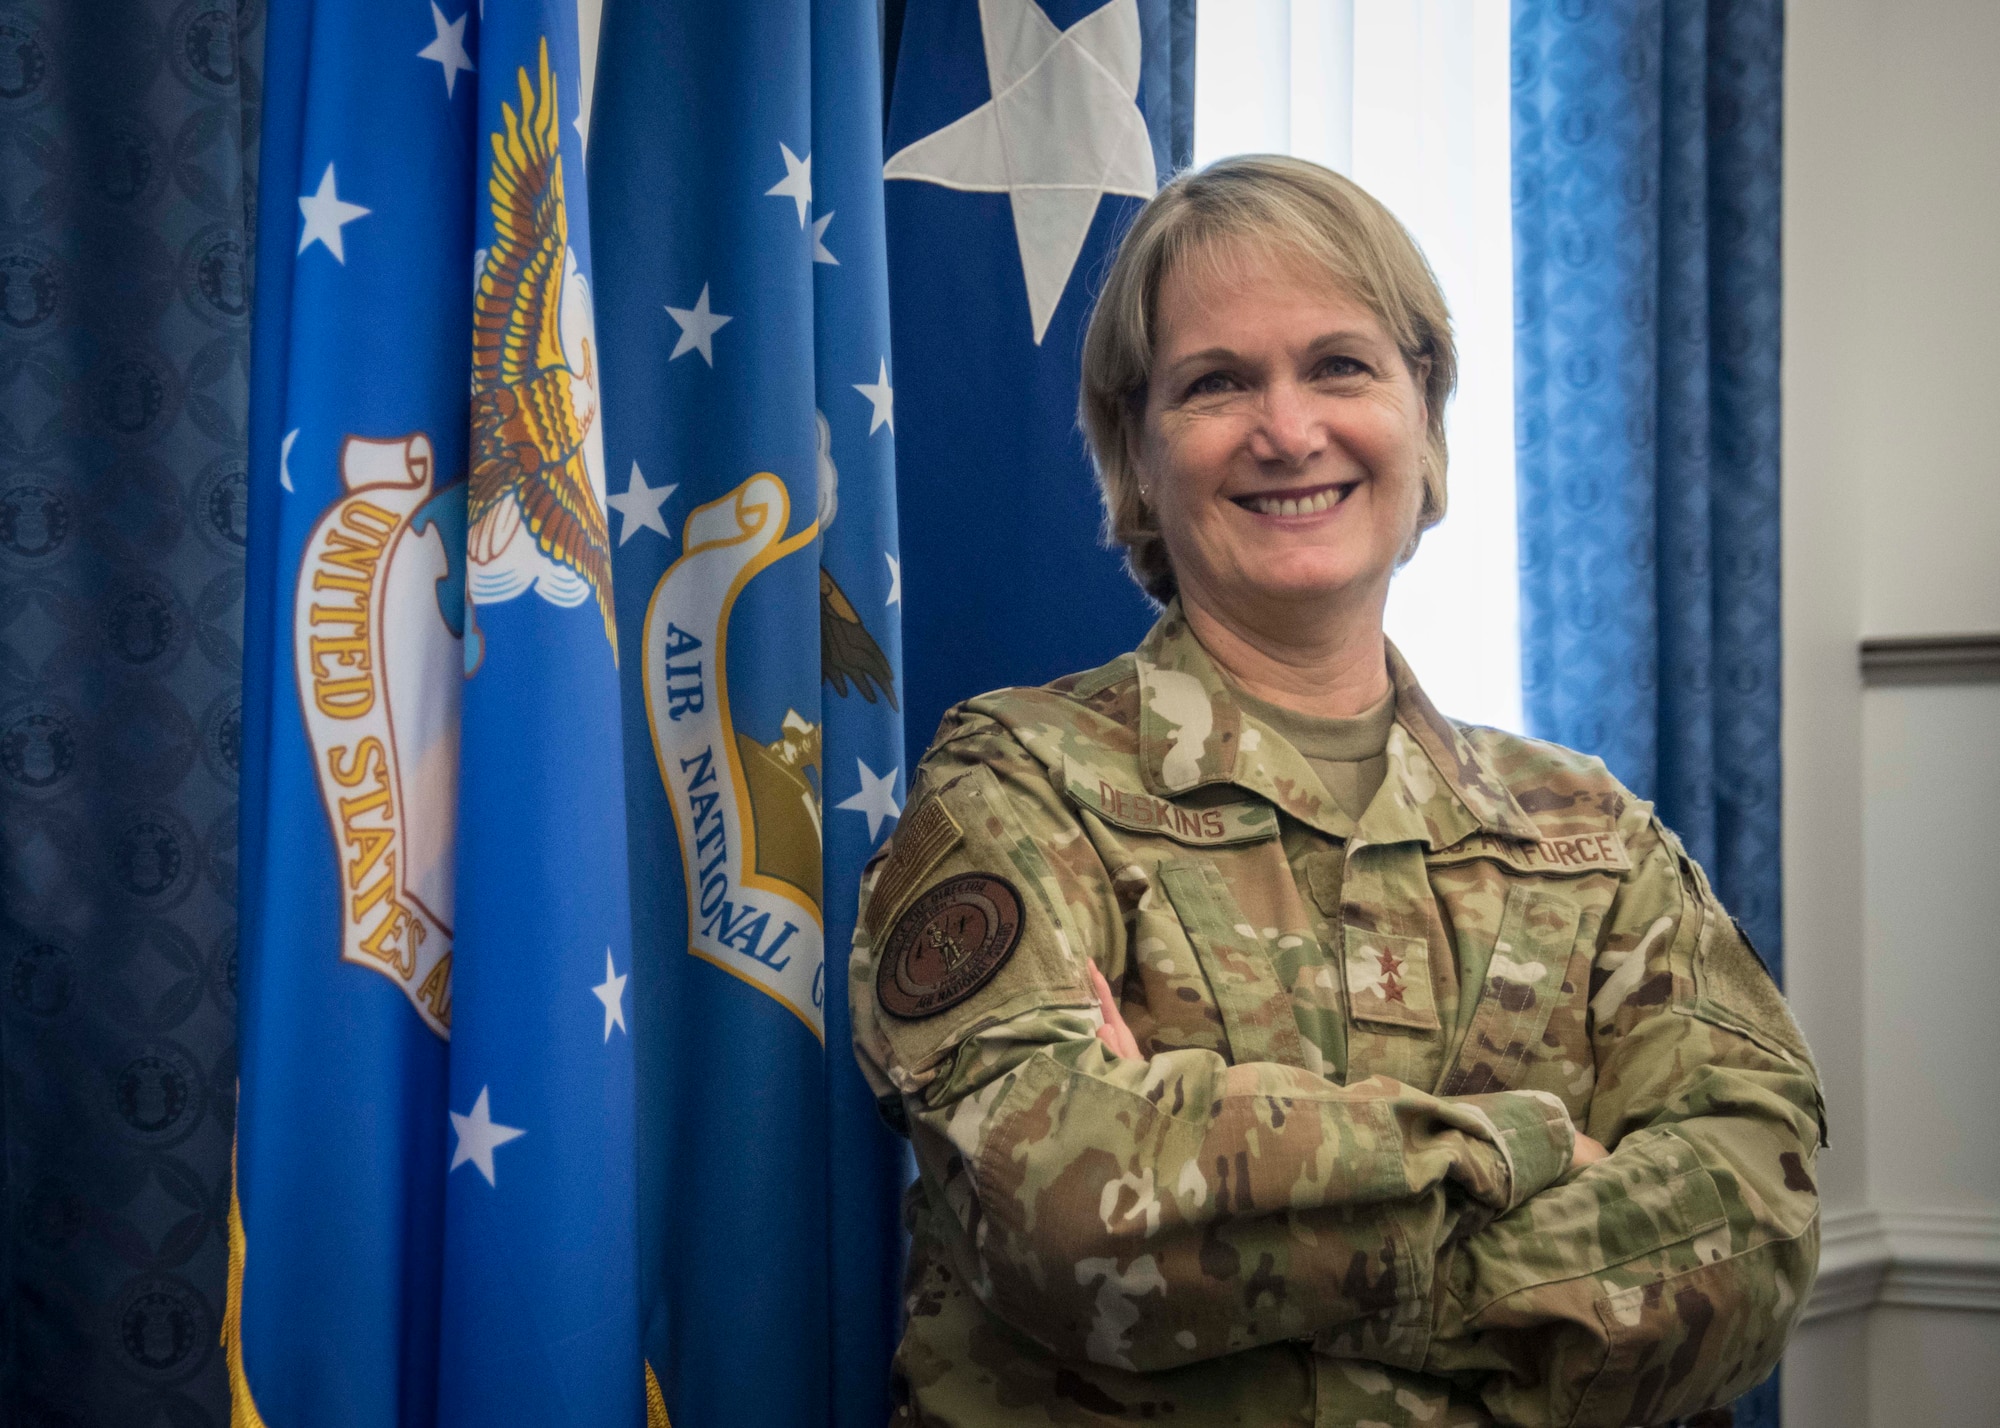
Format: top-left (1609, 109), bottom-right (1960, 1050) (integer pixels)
top-left (1805, 1206), bottom-right (2000, 1322)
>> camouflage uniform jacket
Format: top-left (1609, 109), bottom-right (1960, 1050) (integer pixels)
top-left (850, 607), bottom-right (1824, 1428)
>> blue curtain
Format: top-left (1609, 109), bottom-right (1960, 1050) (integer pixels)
top-left (1513, 3), bottom-right (1783, 1423)
top-left (0, 0), bottom-right (259, 1420)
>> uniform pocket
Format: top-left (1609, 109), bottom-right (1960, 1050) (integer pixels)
top-left (1690, 889), bottom-right (1817, 1073)
top-left (1577, 1243), bottom-right (1807, 1427)
top-left (1159, 859), bottom-right (1312, 1068)
top-left (1341, 926), bottom-right (1439, 1033)
top-left (1438, 884), bottom-right (1584, 1095)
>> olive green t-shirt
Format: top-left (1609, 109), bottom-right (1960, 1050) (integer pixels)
top-left (1229, 682), bottom-right (1397, 824)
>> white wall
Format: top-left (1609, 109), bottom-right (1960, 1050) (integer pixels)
top-left (1866, 1308), bottom-right (2000, 1425)
top-left (1846, 4), bottom-right (2000, 641)
top-left (1862, 686), bottom-right (2000, 1215)
top-left (1783, 1), bottom-right (2000, 1423)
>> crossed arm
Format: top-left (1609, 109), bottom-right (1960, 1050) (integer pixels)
top-left (1090, 958), bottom-right (1614, 1168)
top-left (860, 731), bottom-right (1821, 1426)
top-left (909, 898), bottom-right (1815, 1426)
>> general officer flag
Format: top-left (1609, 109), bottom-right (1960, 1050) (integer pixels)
top-left (884, 0), bottom-right (1184, 764)
top-left (236, 0), bottom-right (638, 1420)
top-left (589, 1), bottom-right (910, 1424)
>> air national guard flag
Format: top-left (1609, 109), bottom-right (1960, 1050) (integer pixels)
top-left (590, 1), bottom-right (909, 1426)
top-left (236, 0), bottom-right (638, 1421)
top-left (885, 0), bottom-right (1185, 764)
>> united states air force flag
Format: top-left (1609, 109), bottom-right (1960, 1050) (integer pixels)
top-left (590, 1), bottom-right (909, 1424)
top-left (885, 0), bottom-right (1185, 764)
top-left (236, 0), bottom-right (638, 1421)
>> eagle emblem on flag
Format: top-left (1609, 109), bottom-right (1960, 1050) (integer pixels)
top-left (468, 40), bottom-right (615, 648)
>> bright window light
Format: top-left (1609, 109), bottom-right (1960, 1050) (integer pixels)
top-left (1193, 0), bottom-right (1521, 733)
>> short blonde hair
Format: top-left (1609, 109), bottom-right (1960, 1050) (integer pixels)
top-left (1078, 154), bottom-right (1458, 604)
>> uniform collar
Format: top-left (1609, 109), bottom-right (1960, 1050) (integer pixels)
top-left (1131, 604), bottom-right (1541, 849)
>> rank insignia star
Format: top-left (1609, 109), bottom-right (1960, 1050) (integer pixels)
top-left (1376, 946), bottom-right (1409, 1005)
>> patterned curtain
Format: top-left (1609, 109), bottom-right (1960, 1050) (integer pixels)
top-left (0, 0), bottom-right (259, 1419)
top-left (1512, 1), bottom-right (1782, 962)
top-left (1512, 4), bottom-right (1783, 1424)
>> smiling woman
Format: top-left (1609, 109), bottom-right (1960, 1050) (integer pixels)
top-left (1081, 155), bottom-right (1453, 719)
top-left (847, 153), bottom-right (1823, 1428)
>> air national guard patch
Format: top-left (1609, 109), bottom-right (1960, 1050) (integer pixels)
top-left (876, 873), bottom-right (1024, 1020)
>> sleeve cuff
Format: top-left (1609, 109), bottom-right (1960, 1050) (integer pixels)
top-left (1313, 1093), bottom-right (1575, 1374)
top-left (1471, 1089), bottom-right (1577, 1212)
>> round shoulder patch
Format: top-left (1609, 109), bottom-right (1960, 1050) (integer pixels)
top-left (876, 873), bottom-right (1025, 1021)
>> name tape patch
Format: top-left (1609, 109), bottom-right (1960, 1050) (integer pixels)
top-left (876, 873), bottom-right (1024, 1020)
top-left (1063, 755), bottom-right (1276, 846)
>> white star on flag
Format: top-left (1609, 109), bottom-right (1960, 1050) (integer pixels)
top-left (417, 3), bottom-right (474, 97)
top-left (853, 359), bottom-right (894, 435)
top-left (665, 283), bottom-right (731, 366)
top-left (608, 461), bottom-right (675, 545)
top-left (766, 143), bottom-right (813, 227)
top-left (811, 211), bottom-right (838, 265)
top-left (836, 758), bottom-right (902, 842)
top-left (883, 0), bottom-right (1156, 344)
top-left (884, 552), bottom-right (901, 606)
top-left (297, 164), bottom-right (371, 263)
top-left (593, 948), bottom-right (629, 1041)
top-left (449, 1086), bottom-right (526, 1186)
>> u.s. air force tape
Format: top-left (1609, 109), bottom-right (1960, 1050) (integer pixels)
top-left (876, 873), bottom-right (1024, 1020)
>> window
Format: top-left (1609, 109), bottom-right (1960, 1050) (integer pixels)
top-left (1194, 0), bottom-right (1520, 732)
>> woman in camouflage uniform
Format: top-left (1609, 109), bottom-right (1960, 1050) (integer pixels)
top-left (850, 155), bottom-right (1823, 1427)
